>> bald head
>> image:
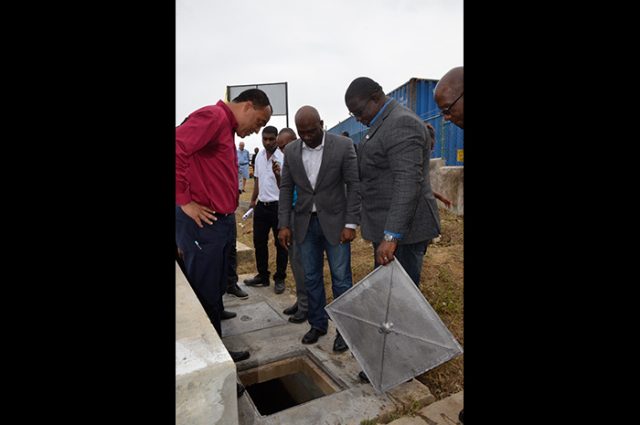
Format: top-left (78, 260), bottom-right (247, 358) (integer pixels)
top-left (277, 127), bottom-right (297, 151)
top-left (295, 105), bottom-right (321, 123)
top-left (436, 67), bottom-right (463, 94)
top-left (434, 66), bottom-right (464, 128)
top-left (295, 105), bottom-right (324, 148)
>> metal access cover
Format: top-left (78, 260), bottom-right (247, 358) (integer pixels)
top-left (325, 260), bottom-right (463, 393)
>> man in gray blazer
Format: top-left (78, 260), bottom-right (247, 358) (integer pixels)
top-left (278, 106), bottom-right (360, 351)
top-left (344, 77), bottom-right (440, 287)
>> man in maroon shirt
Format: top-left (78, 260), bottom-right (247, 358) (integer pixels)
top-left (176, 89), bottom-right (272, 370)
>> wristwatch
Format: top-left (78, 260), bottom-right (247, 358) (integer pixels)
top-left (383, 233), bottom-right (398, 243)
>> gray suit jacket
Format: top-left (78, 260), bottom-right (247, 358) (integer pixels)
top-left (278, 132), bottom-right (360, 246)
top-left (358, 98), bottom-right (440, 244)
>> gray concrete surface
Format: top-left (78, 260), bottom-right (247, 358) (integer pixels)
top-left (177, 262), bottom-right (238, 425)
top-left (418, 391), bottom-right (463, 424)
top-left (221, 301), bottom-right (287, 337)
top-left (384, 391), bottom-right (463, 425)
top-left (222, 274), bottom-right (436, 425)
top-left (429, 158), bottom-right (463, 216)
top-left (387, 417), bottom-right (428, 425)
top-left (236, 240), bottom-right (254, 263)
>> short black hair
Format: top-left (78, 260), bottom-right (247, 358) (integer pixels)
top-left (279, 127), bottom-right (297, 138)
top-left (232, 88), bottom-right (271, 108)
top-left (345, 77), bottom-right (383, 102)
top-left (341, 131), bottom-right (350, 137)
top-left (262, 125), bottom-right (278, 136)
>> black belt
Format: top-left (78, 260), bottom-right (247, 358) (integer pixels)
top-left (258, 200), bottom-right (278, 207)
top-left (214, 212), bottom-right (233, 218)
top-left (310, 211), bottom-right (318, 216)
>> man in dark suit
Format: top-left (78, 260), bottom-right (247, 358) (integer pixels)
top-left (344, 77), bottom-right (441, 286)
top-left (277, 106), bottom-right (360, 351)
top-left (274, 128), bottom-right (309, 324)
top-left (344, 76), bottom-right (441, 384)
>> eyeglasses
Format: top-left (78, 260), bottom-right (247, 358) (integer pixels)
top-left (349, 98), bottom-right (371, 118)
top-left (440, 92), bottom-right (463, 116)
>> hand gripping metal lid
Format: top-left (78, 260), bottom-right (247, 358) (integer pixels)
top-left (325, 260), bottom-right (463, 393)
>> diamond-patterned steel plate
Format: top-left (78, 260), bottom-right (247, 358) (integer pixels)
top-left (325, 260), bottom-right (463, 393)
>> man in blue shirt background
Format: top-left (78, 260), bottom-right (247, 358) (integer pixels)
top-left (237, 141), bottom-right (251, 193)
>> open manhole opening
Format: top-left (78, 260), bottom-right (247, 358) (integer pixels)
top-left (238, 354), bottom-right (342, 416)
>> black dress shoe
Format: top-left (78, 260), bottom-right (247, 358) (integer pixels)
top-left (237, 383), bottom-right (245, 397)
top-left (301, 327), bottom-right (327, 344)
top-left (227, 282), bottom-right (249, 298)
top-left (244, 274), bottom-right (269, 287)
top-left (229, 350), bottom-right (250, 362)
top-left (221, 310), bottom-right (237, 320)
top-left (274, 279), bottom-right (285, 294)
top-left (333, 333), bottom-right (348, 352)
top-left (288, 312), bottom-right (307, 324)
top-left (283, 304), bottom-right (298, 315)
top-left (358, 371), bottom-right (370, 383)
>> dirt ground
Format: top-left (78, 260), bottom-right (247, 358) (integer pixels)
top-left (235, 178), bottom-right (463, 400)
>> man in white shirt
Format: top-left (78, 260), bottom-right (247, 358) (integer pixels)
top-left (244, 126), bottom-right (288, 294)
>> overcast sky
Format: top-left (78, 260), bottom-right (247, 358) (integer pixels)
top-left (177, 0), bottom-right (463, 152)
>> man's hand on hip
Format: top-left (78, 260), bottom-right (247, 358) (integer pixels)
top-left (181, 201), bottom-right (217, 228)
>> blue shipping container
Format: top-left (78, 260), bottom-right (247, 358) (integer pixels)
top-left (328, 78), bottom-right (463, 166)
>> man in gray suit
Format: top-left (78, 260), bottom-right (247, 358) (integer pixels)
top-left (278, 106), bottom-right (360, 351)
top-left (344, 77), bottom-right (440, 287)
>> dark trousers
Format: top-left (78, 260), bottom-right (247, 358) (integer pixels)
top-left (252, 201), bottom-right (287, 280)
top-left (289, 211), bottom-right (308, 313)
top-left (177, 215), bottom-right (237, 292)
top-left (176, 207), bottom-right (235, 336)
top-left (227, 217), bottom-right (238, 286)
top-left (373, 240), bottom-right (429, 287)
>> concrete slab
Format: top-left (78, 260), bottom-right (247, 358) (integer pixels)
top-left (236, 240), bottom-right (253, 263)
top-left (418, 391), bottom-right (463, 425)
top-left (429, 159), bottom-right (463, 216)
top-left (221, 301), bottom-right (288, 337)
top-left (225, 274), bottom-right (437, 425)
top-left (176, 262), bottom-right (238, 425)
top-left (387, 417), bottom-right (428, 425)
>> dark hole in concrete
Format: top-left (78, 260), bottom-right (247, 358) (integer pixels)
top-left (239, 355), bottom-right (341, 416)
top-left (245, 372), bottom-right (319, 415)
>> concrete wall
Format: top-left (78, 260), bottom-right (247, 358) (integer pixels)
top-left (176, 263), bottom-right (238, 425)
top-left (429, 158), bottom-right (463, 216)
